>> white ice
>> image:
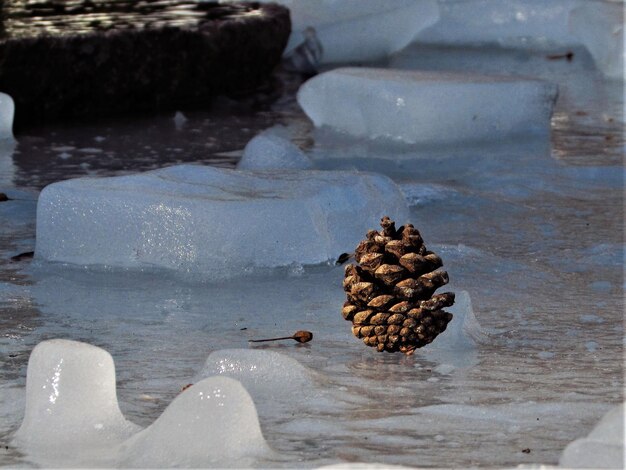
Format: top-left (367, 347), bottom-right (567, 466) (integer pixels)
top-left (221, 0), bottom-right (621, 77)
top-left (297, 67), bottom-right (558, 145)
top-left (35, 164), bottom-right (409, 275)
top-left (197, 348), bottom-right (319, 400)
top-left (12, 339), bottom-right (273, 468)
top-left (412, 0), bottom-right (623, 78)
top-left (559, 403), bottom-right (625, 468)
top-left (420, 290), bottom-right (490, 368)
top-left (429, 290), bottom-right (488, 351)
top-left (0, 92), bottom-right (19, 185)
top-left (12, 340), bottom-right (140, 455)
top-left (119, 376), bottom-right (273, 468)
top-left (398, 182), bottom-right (457, 207)
top-left (221, 0), bottom-right (440, 64)
top-left (173, 111), bottom-right (188, 130)
top-left (194, 348), bottom-right (336, 422)
top-left (0, 92), bottom-right (15, 141)
top-left (237, 133), bottom-right (313, 170)
top-left (568, 2), bottom-right (624, 79)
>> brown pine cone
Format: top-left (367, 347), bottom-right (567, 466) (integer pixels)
top-left (342, 216), bottom-right (454, 355)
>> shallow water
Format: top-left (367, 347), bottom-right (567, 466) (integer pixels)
top-left (0, 53), bottom-right (623, 468)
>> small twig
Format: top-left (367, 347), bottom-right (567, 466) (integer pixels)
top-left (249, 330), bottom-right (313, 344)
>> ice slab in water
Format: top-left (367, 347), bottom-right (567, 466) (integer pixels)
top-left (297, 68), bottom-right (558, 145)
top-left (410, 0), bottom-right (623, 79)
top-left (0, 92), bottom-right (14, 141)
top-left (12, 340), bottom-right (274, 468)
top-left (194, 348), bottom-right (336, 423)
top-left (12, 339), bottom-right (140, 454)
top-left (237, 133), bottom-right (313, 170)
top-left (417, 0), bottom-right (623, 73)
top-left (197, 349), bottom-right (318, 399)
top-left (0, 92), bottom-right (16, 184)
top-left (221, 0), bottom-right (439, 64)
top-left (568, 3), bottom-right (624, 80)
top-left (559, 402), bottom-right (625, 468)
top-left (429, 290), bottom-right (488, 351)
top-left (416, 0), bottom-right (578, 47)
top-left (119, 376), bottom-right (273, 468)
top-left (398, 182), bottom-right (457, 207)
top-left (421, 290), bottom-right (490, 368)
top-left (35, 165), bottom-right (409, 276)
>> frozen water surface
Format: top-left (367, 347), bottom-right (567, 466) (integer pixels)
top-left (0, 38), bottom-right (623, 470)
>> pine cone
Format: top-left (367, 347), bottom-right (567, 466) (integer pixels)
top-left (342, 216), bottom-right (454, 355)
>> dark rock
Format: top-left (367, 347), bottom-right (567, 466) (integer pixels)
top-left (0, 1), bottom-right (291, 130)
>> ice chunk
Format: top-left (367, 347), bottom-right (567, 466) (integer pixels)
top-left (569, 3), bottom-right (624, 79)
top-left (119, 376), bottom-right (273, 468)
top-left (197, 349), bottom-right (318, 400)
top-left (283, 26), bottom-right (324, 74)
top-left (197, 348), bottom-right (315, 393)
top-left (422, 290), bottom-right (491, 368)
top-left (411, 0), bottom-right (623, 79)
top-left (35, 165), bottom-right (409, 275)
top-left (297, 68), bottom-right (558, 145)
top-left (220, 0), bottom-right (439, 64)
top-left (299, 0), bottom-right (440, 64)
top-left (237, 133), bottom-right (313, 170)
top-left (173, 111), bottom-right (188, 130)
top-left (0, 92), bottom-right (15, 141)
top-left (559, 403), bottom-right (625, 468)
top-left (12, 339), bottom-right (139, 452)
top-left (415, 0), bottom-right (578, 48)
top-left (398, 182), bottom-right (456, 207)
top-left (429, 290), bottom-right (488, 350)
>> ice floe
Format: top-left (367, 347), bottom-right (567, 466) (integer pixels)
top-left (222, 0), bottom-right (622, 78)
top-left (12, 339), bottom-right (274, 468)
top-left (197, 348), bottom-right (319, 399)
top-left (413, 0), bottom-right (623, 78)
top-left (119, 376), bottom-right (273, 468)
top-left (222, 0), bottom-right (440, 64)
top-left (237, 133), bottom-right (313, 170)
top-left (194, 348), bottom-right (337, 421)
top-left (298, 68), bottom-right (558, 145)
top-left (0, 92), bottom-right (14, 141)
top-left (12, 340), bottom-right (140, 455)
top-left (559, 402), bottom-right (625, 468)
top-left (35, 165), bottom-right (409, 276)
top-left (568, 2), bottom-right (625, 79)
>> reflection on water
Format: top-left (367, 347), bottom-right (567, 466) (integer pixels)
top-left (2, 0), bottom-right (261, 38)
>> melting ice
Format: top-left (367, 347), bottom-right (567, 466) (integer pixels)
top-left (1, 0), bottom-right (624, 468)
